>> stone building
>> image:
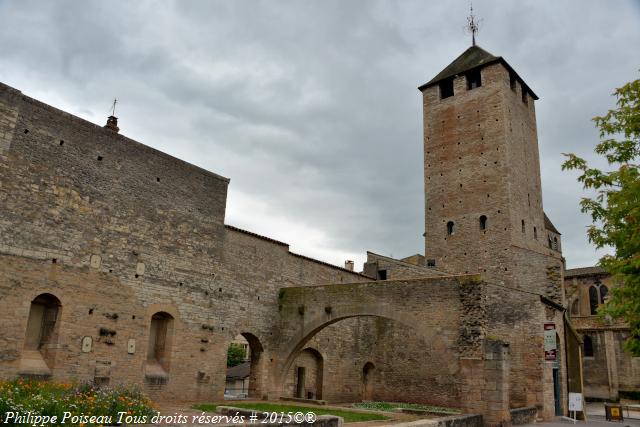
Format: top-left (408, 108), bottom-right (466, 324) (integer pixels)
top-left (565, 266), bottom-right (640, 400)
top-left (0, 44), bottom-right (582, 425)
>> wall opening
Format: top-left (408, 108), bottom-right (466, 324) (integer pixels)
top-left (439, 78), bottom-right (454, 99)
top-left (589, 286), bottom-right (599, 315)
top-left (145, 311), bottom-right (174, 381)
top-left (521, 220), bottom-right (525, 233)
top-left (289, 348), bottom-right (323, 400)
top-left (225, 333), bottom-right (265, 399)
top-left (583, 335), bottom-right (594, 357)
top-left (509, 72), bottom-right (517, 91)
top-left (20, 293), bottom-right (61, 377)
top-left (466, 69), bottom-right (482, 90)
top-left (479, 215), bottom-right (487, 231)
top-left (447, 221), bottom-right (455, 236)
top-left (362, 362), bottom-right (376, 401)
top-left (534, 227), bottom-right (538, 240)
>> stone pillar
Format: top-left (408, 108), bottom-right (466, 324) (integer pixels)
top-left (482, 340), bottom-right (511, 427)
top-left (604, 330), bottom-right (619, 400)
top-left (460, 340), bottom-right (511, 427)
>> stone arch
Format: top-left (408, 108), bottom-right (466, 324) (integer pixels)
top-left (276, 306), bottom-right (441, 396)
top-left (240, 332), bottom-right (267, 399)
top-left (362, 361), bottom-right (376, 401)
top-left (287, 347), bottom-right (324, 400)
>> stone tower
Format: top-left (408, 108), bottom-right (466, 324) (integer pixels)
top-left (419, 45), bottom-right (563, 298)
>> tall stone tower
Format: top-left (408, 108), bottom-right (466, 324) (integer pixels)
top-left (419, 46), bottom-right (563, 299)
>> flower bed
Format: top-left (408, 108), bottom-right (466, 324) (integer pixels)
top-left (0, 378), bottom-right (155, 426)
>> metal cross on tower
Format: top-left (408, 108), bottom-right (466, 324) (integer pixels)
top-left (110, 98), bottom-right (117, 117)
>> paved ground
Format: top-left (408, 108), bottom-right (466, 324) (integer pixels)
top-left (525, 415), bottom-right (640, 427)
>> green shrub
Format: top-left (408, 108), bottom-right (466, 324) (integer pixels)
top-left (0, 378), bottom-right (155, 426)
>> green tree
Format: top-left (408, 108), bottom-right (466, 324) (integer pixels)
top-left (562, 76), bottom-right (640, 355)
top-left (227, 343), bottom-right (247, 367)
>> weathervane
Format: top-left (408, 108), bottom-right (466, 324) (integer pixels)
top-left (110, 98), bottom-right (118, 117)
top-left (466, 2), bottom-right (481, 46)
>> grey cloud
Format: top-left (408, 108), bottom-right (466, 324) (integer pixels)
top-left (1, 0), bottom-right (638, 268)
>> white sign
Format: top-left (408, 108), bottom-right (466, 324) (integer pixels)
top-left (568, 392), bottom-right (583, 411)
top-left (544, 330), bottom-right (556, 351)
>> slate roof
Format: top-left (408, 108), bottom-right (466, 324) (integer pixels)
top-left (418, 45), bottom-right (538, 100)
top-left (544, 212), bottom-right (561, 235)
top-left (564, 266), bottom-right (607, 278)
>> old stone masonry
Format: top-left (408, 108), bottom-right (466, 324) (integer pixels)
top-left (0, 45), bottom-right (579, 426)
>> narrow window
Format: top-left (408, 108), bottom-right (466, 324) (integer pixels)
top-left (583, 335), bottom-right (594, 357)
top-left (479, 215), bottom-right (487, 231)
top-left (589, 286), bottom-right (599, 315)
top-left (439, 78), bottom-right (454, 99)
top-left (534, 227), bottom-right (538, 239)
top-left (447, 221), bottom-right (455, 235)
top-left (599, 285), bottom-right (608, 304)
top-left (553, 237), bottom-right (558, 250)
top-left (571, 299), bottom-right (580, 316)
top-left (509, 71), bottom-right (517, 91)
top-left (466, 69), bottom-right (481, 90)
top-left (521, 220), bottom-right (525, 233)
top-left (527, 193), bottom-right (531, 206)
top-left (548, 236), bottom-right (553, 249)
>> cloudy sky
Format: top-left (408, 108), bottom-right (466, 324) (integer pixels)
top-left (1, 0), bottom-right (638, 270)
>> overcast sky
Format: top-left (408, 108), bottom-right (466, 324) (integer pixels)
top-left (1, 0), bottom-right (638, 270)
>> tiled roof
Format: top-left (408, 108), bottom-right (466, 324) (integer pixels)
top-left (564, 266), bottom-right (607, 278)
top-left (226, 361), bottom-right (250, 380)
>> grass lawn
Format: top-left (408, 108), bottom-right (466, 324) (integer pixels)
top-left (353, 401), bottom-right (461, 414)
top-left (192, 402), bottom-right (388, 423)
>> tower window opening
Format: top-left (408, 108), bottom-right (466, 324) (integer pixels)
top-left (534, 227), bottom-right (538, 239)
top-left (439, 78), bottom-right (454, 99)
top-left (479, 215), bottom-right (487, 231)
top-left (466, 69), bottom-right (482, 90)
top-left (548, 236), bottom-right (553, 249)
top-left (426, 259), bottom-right (436, 267)
top-left (583, 335), bottom-right (594, 357)
top-left (509, 71), bottom-right (517, 91)
top-left (521, 220), bottom-right (525, 233)
top-left (446, 221), bottom-right (455, 236)
top-left (553, 237), bottom-right (558, 250)
top-left (377, 269), bottom-right (387, 280)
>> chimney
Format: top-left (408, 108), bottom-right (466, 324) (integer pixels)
top-left (344, 260), bottom-right (354, 271)
top-left (104, 115), bottom-right (119, 133)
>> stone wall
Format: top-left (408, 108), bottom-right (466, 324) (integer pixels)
top-left (0, 82), bottom-right (370, 402)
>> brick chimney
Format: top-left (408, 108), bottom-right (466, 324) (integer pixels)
top-left (104, 115), bottom-right (119, 133)
top-left (344, 260), bottom-right (354, 271)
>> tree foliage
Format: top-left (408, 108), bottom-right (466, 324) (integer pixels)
top-left (562, 76), bottom-right (640, 355)
top-left (227, 343), bottom-right (247, 367)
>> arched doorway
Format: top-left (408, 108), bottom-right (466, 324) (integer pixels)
top-left (20, 293), bottom-right (62, 377)
top-left (362, 362), bottom-right (376, 401)
top-left (225, 333), bottom-right (265, 399)
top-left (287, 347), bottom-right (323, 400)
top-left (145, 311), bottom-right (175, 382)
